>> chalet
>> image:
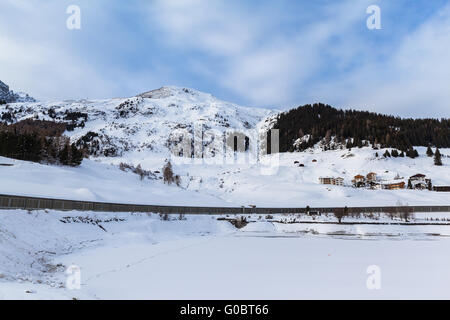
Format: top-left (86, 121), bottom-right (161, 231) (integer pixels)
top-left (366, 172), bottom-right (377, 181)
top-left (319, 177), bottom-right (344, 186)
top-left (382, 182), bottom-right (405, 190)
top-left (352, 174), bottom-right (366, 187)
top-left (409, 174), bottom-right (429, 190)
top-left (433, 186), bottom-right (450, 192)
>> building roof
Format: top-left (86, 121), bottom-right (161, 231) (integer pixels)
top-left (411, 174), bottom-right (426, 178)
top-left (354, 175), bottom-right (365, 179)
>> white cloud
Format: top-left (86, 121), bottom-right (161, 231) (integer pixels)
top-left (0, 0), bottom-right (159, 100)
top-left (150, 0), bottom-right (376, 106)
top-left (149, 0), bottom-right (450, 117)
top-left (313, 3), bottom-right (450, 118)
top-left (0, 0), bottom-right (448, 118)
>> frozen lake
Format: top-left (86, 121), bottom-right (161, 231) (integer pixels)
top-left (57, 231), bottom-right (450, 299)
top-left (1, 211), bottom-right (450, 299)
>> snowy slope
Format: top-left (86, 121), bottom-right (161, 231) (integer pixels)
top-left (1, 146), bottom-right (449, 207)
top-left (0, 156), bottom-right (230, 206)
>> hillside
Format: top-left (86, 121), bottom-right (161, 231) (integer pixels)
top-left (1, 83), bottom-right (449, 164)
top-left (272, 103), bottom-right (450, 152)
top-left (0, 86), bottom-right (274, 161)
top-left (1, 144), bottom-right (448, 208)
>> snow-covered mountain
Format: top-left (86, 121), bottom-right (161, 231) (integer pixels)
top-left (0, 85), bottom-right (275, 158)
top-left (0, 82), bottom-right (448, 209)
top-left (0, 80), bottom-right (35, 103)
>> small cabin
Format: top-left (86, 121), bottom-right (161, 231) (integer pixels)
top-left (366, 172), bottom-right (377, 181)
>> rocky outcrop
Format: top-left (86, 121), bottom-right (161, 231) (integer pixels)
top-left (0, 80), bottom-right (36, 103)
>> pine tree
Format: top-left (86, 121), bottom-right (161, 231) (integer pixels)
top-left (383, 150), bottom-right (391, 158)
top-left (59, 144), bottom-right (69, 165)
top-left (426, 146), bottom-right (434, 157)
top-left (70, 143), bottom-right (83, 166)
top-left (406, 148), bottom-right (419, 159)
top-left (434, 148), bottom-right (442, 166)
top-left (391, 149), bottom-right (399, 157)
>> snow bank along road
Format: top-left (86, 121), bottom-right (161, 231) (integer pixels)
top-left (1, 193), bottom-right (449, 215)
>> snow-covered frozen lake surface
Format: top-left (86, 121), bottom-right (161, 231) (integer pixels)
top-left (2, 210), bottom-right (450, 300)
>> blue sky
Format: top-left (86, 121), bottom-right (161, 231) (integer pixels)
top-left (0, 0), bottom-right (449, 118)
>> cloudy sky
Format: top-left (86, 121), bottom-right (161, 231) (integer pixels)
top-left (0, 0), bottom-right (449, 118)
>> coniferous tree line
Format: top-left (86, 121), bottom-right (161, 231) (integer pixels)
top-left (0, 119), bottom-right (83, 166)
top-left (273, 103), bottom-right (450, 152)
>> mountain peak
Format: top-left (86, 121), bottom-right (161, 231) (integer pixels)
top-left (0, 80), bottom-right (36, 103)
top-left (138, 86), bottom-right (210, 100)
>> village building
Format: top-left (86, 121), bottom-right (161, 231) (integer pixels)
top-left (372, 183), bottom-right (382, 190)
top-left (352, 174), bottom-right (366, 187)
top-left (367, 180), bottom-right (382, 190)
top-left (382, 181), bottom-right (405, 190)
top-left (319, 177), bottom-right (344, 186)
top-left (366, 172), bottom-right (377, 181)
top-left (433, 186), bottom-right (450, 192)
top-left (408, 174), bottom-right (430, 190)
